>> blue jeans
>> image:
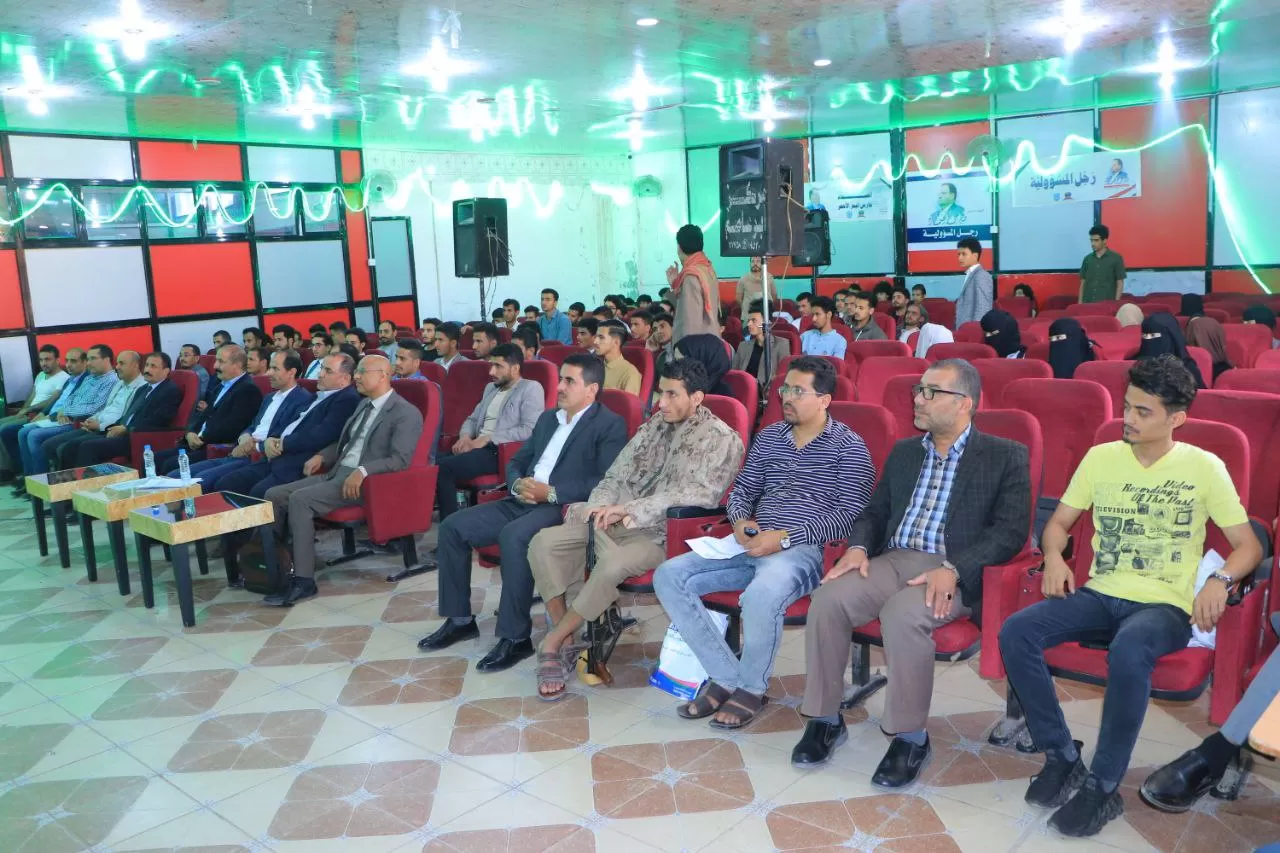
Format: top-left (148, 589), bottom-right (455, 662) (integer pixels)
top-left (185, 456), bottom-right (252, 493)
top-left (999, 587), bottom-right (1192, 785)
top-left (653, 544), bottom-right (823, 696)
top-left (19, 423), bottom-right (74, 474)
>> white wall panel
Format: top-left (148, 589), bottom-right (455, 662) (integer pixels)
top-left (158, 316), bottom-right (259, 364)
top-left (1124, 270), bottom-right (1206, 296)
top-left (246, 146), bottom-right (337, 184)
top-left (25, 247), bottom-right (149, 327)
top-left (256, 241), bottom-right (347, 308)
top-left (0, 336), bottom-right (34, 402)
top-left (9, 135), bottom-right (135, 180)
top-left (371, 219), bottom-right (414, 298)
top-left (354, 306), bottom-right (375, 330)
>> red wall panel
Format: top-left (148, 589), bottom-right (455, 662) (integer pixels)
top-left (1099, 99), bottom-right (1209, 269)
top-left (378, 300), bottom-right (416, 329)
top-left (816, 276), bottom-right (896, 298)
top-left (340, 150), bottom-right (363, 184)
top-left (138, 141), bottom-right (243, 182)
top-left (904, 120), bottom-right (992, 274)
top-left (150, 243), bottom-right (256, 317)
top-left (0, 250), bottom-right (26, 330)
top-left (347, 211), bottom-right (372, 301)
top-left (262, 307), bottom-right (352, 335)
top-left (996, 273), bottom-right (1081, 305)
top-left (1211, 269), bottom-right (1280, 295)
top-left (38, 325), bottom-right (155, 359)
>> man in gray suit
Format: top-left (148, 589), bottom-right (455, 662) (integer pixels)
top-left (954, 236), bottom-right (993, 328)
top-left (434, 344), bottom-right (546, 519)
top-left (263, 354), bottom-right (424, 606)
top-left (790, 359), bottom-right (1031, 788)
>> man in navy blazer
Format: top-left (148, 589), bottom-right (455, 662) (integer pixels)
top-left (72, 352), bottom-right (185, 467)
top-left (156, 344), bottom-right (262, 473)
top-left (184, 351), bottom-right (314, 492)
top-left (217, 353), bottom-right (361, 498)
top-left (418, 353), bottom-right (628, 673)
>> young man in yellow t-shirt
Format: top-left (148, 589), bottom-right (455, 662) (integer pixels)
top-left (594, 322), bottom-right (642, 396)
top-left (999, 355), bottom-right (1261, 839)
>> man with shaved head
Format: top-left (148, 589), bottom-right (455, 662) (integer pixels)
top-left (263, 354), bottom-right (424, 606)
top-left (156, 343), bottom-right (263, 473)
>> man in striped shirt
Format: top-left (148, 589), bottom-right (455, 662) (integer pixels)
top-left (15, 344), bottom-right (120, 479)
top-left (791, 359), bottom-right (1031, 789)
top-left (654, 357), bottom-right (875, 730)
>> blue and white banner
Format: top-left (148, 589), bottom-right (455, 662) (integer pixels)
top-left (809, 179), bottom-right (894, 223)
top-left (905, 172), bottom-right (992, 252)
top-left (1012, 152), bottom-right (1143, 207)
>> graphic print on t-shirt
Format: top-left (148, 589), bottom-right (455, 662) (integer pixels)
top-left (1092, 478), bottom-right (1196, 589)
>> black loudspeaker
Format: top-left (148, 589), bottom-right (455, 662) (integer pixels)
top-left (792, 209), bottom-right (831, 267)
top-left (718, 138), bottom-right (806, 258)
top-left (453, 198), bottom-right (509, 278)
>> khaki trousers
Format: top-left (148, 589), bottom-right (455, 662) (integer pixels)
top-left (799, 549), bottom-right (970, 733)
top-left (264, 467), bottom-right (359, 579)
top-left (528, 521), bottom-right (665, 621)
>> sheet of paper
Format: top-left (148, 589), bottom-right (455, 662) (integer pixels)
top-left (123, 476), bottom-right (202, 490)
top-left (685, 534), bottom-right (746, 560)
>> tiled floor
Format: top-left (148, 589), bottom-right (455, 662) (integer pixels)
top-left (0, 492), bottom-right (1276, 853)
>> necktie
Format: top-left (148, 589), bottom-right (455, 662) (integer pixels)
top-left (337, 401), bottom-right (372, 459)
top-left (123, 385), bottom-right (151, 427)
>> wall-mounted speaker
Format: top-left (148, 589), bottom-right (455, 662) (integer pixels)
top-left (453, 197), bottom-right (509, 278)
top-left (718, 138), bottom-right (805, 258)
top-left (792, 209), bottom-right (831, 267)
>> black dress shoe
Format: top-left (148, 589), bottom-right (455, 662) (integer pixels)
top-left (791, 718), bottom-right (848, 767)
top-left (262, 576), bottom-right (317, 607)
top-left (417, 619), bottom-right (479, 651)
top-left (871, 736), bottom-right (931, 789)
top-left (1140, 748), bottom-right (1222, 813)
top-left (476, 638), bottom-right (535, 673)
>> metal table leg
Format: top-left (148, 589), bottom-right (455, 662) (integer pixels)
top-left (171, 543), bottom-right (196, 628)
top-left (108, 521), bottom-right (129, 595)
top-left (51, 502), bottom-right (70, 569)
top-left (80, 514), bottom-right (97, 582)
top-left (31, 496), bottom-right (48, 557)
top-left (135, 533), bottom-right (155, 609)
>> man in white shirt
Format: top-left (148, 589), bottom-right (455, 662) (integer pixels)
top-left (0, 344), bottom-right (68, 479)
top-left (40, 350), bottom-right (145, 470)
top-left (186, 351), bottom-right (314, 492)
top-left (263, 355), bottom-right (423, 605)
top-left (417, 353), bottom-right (629, 673)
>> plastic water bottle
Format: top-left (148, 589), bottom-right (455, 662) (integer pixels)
top-left (178, 448), bottom-right (191, 484)
top-left (143, 444), bottom-right (156, 478)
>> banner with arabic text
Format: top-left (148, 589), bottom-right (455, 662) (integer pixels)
top-left (1012, 152), bottom-right (1142, 206)
top-left (904, 172), bottom-right (992, 252)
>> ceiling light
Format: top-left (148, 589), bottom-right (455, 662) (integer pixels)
top-left (611, 62), bottom-right (671, 114)
top-left (90, 0), bottom-right (172, 62)
top-left (636, 18), bottom-right (659, 27)
top-left (282, 84), bottom-right (334, 130)
top-left (6, 54), bottom-right (72, 116)
top-left (404, 36), bottom-right (477, 93)
top-left (1131, 35), bottom-right (1198, 95)
top-left (813, 58), bottom-right (832, 67)
top-left (1037, 0), bottom-right (1106, 55)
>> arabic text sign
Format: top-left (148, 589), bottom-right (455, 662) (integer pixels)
top-left (905, 172), bottom-right (992, 251)
top-left (811, 180), bottom-right (894, 223)
top-left (1012, 151), bottom-right (1142, 206)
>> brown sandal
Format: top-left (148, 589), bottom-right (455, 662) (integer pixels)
top-left (536, 652), bottom-right (571, 702)
top-left (708, 688), bottom-right (768, 730)
top-left (676, 682), bottom-right (733, 719)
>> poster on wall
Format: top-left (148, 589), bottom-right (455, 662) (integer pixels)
top-left (1012, 152), bottom-right (1143, 206)
top-left (905, 172), bottom-right (992, 253)
top-left (809, 179), bottom-right (893, 223)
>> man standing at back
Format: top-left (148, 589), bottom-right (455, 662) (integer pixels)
top-left (1079, 224), bottom-right (1127, 304)
top-left (654, 357), bottom-right (874, 730)
top-left (434, 343), bottom-right (545, 520)
top-left (999, 356), bottom-right (1259, 837)
top-left (954, 237), bottom-right (993, 328)
top-left (666, 224), bottom-right (720, 342)
top-left (417, 354), bottom-right (627, 673)
top-left (263, 355), bottom-right (423, 605)
top-left (791, 360), bottom-right (1031, 789)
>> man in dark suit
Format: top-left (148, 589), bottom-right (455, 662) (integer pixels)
top-left (184, 350), bottom-right (314, 493)
top-left (791, 358), bottom-right (1031, 788)
top-left (157, 344), bottom-right (263, 473)
top-left (263, 355), bottom-right (423, 606)
top-left (70, 352), bottom-right (184, 467)
top-left (417, 353), bottom-right (628, 673)
top-left (217, 353), bottom-right (361, 498)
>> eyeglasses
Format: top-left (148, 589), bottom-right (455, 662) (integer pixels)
top-left (778, 385), bottom-right (824, 399)
top-left (912, 384), bottom-right (968, 401)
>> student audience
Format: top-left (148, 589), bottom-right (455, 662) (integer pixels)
top-left (434, 343), bottom-right (544, 520)
top-left (345, 328), bottom-right (368, 356)
top-left (981, 309), bottom-right (1026, 358)
top-left (530, 358), bottom-right (745, 699)
top-left (1179, 293), bottom-right (1205, 319)
top-left (911, 283), bottom-right (927, 304)
top-left (675, 333), bottom-right (733, 397)
top-left (470, 323), bottom-right (499, 359)
top-left (417, 354), bottom-right (627, 672)
top-left (376, 320), bottom-right (401, 360)
top-left (848, 292), bottom-right (887, 341)
top-left (434, 323), bottom-right (469, 371)
top-left (801, 296), bottom-right (847, 358)
top-left (1137, 313), bottom-right (1206, 389)
top-left (537, 288), bottom-right (573, 344)
top-left (271, 325), bottom-right (298, 352)
top-left (628, 310), bottom-right (653, 343)
top-left (955, 236), bottom-right (994, 328)
top-left (1185, 316), bottom-right (1233, 383)
top-left (13, 345), bottom-right (118, 480)
top-left (419, 318), bottom-right (441, 359)
top-left (178, 344), bottom-right (211, 395)
top-left (890, 286), bottom-right (911, 336)
top-left (246, 346), bottom-right (270, 376)
top-left (211, 330), bottom-right (232, 352)
top-left (1116, 303), bottom-right (1144, 328)
top-left (594, 322), bottom-right (642, 394)
top-left (654, 357), bottom-right (874, 730)
top-left (242, 327), bottom-right (266, 351)
top-left (731, 302), bottom-right (779, 393)
top-left (499, 299), bottom-right (522, 331)
top-left (899, 302), bottom-right (927, 343)
top-left (1242, 303), bottom-right (1279, 347)
top-left (392, 339), bottom-right (428, 380)
top-left (512, 325), bottom-right (541, 362)
top-left (574, 317), bottom-right (599, 350)
top-left (911, 310), bottom-right (954, 359)
top-left (1047, 318), bottom-right (1096, 378)
top-left (1012, 282), bottom-right (1039, 316)
top-left (567, 302), bottom-right (586, 325)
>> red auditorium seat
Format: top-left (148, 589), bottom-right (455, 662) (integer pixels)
top-left (1187, 346), bottom-right (1214, 385)
top-left (1074, 360), bottom-right (1136, 417)
top-left (1223, 323), bottom-right (1273, 368)
top-left (1189, 390), bottom-right (1280, 526)
top-left (417, 361), bottom-right (447, 387)
top-left (321, 379), bottom-right (442, 581)
top-left (1067, 301), bottom-right (1120, 316)
top-left (987, 419), bottom-right (1261, 726)
top-left (1087, 331), bottom-right (1138, 360)
top-left (846, 340), bottom-right (911, 364)
top-left (621, 346), bottom-right (655, 402)
top-left (851, 408), bottom-right (1044, 695)
top-left (250, 375), bottom-right (271, 396)
top-left (720, 370), bottom-right (759, 420)
top-left (598, 389), bottom-right (644, 439)
top-left (954, 322), bottom-right (984, 344)
top-left (881, 374), bottom-right (923, 441)
top-left (769, 324), bottom-right (801, 356)
top-left (116, 369), bottom-right (200, 465)
top-left (198, 354), bottom-right (216, 375)
top-left (1214, 368), bottom-right (1280, 395)
top-left (922, 298), bottom-right (956, 330)
top-left (1143, 293), bottom-right (1183, 311)
top-left (1002, 378), bottom-right (1110, 502)
top-left (973, 358), bottom-right (1052, 408)
top-left (774, 353), bottom-right (855, 382)
top-left (437, 360), bottom-right (492, 453)
top-left (873, 312), bottom-right (896, 339)
top-left (926, 342), bottom-right (997, 362)
top-left (828, 402), bottom-right (896, 472)
top-left (758, 373), bottom-right (855, 431)
top-left (854, 356), bottom-right (926, 406)
top-left (996, 296), bottom-right (1034, 318)
top-left (539, 345), bottom-right (589, 369)
top-left (298, 379), bottom-right (318, 395)
top-left (1076, 316), bottom-right (1122, 335)
top-left (702, 395), bottom-right (751, 449)
top-left (1042, 295), bottom-right (1077, 311)
top-left (1259, 350), bottom-right (1280, 370)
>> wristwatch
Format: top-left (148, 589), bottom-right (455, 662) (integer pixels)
top-left (1208, 570), bottom-right (1233, 587)
top-left (780, 533), bottom-right (792, 550)
top-left (547, 487), bottom-right (559, 505)
top-left (941, 559), bottom-right (960, 578)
